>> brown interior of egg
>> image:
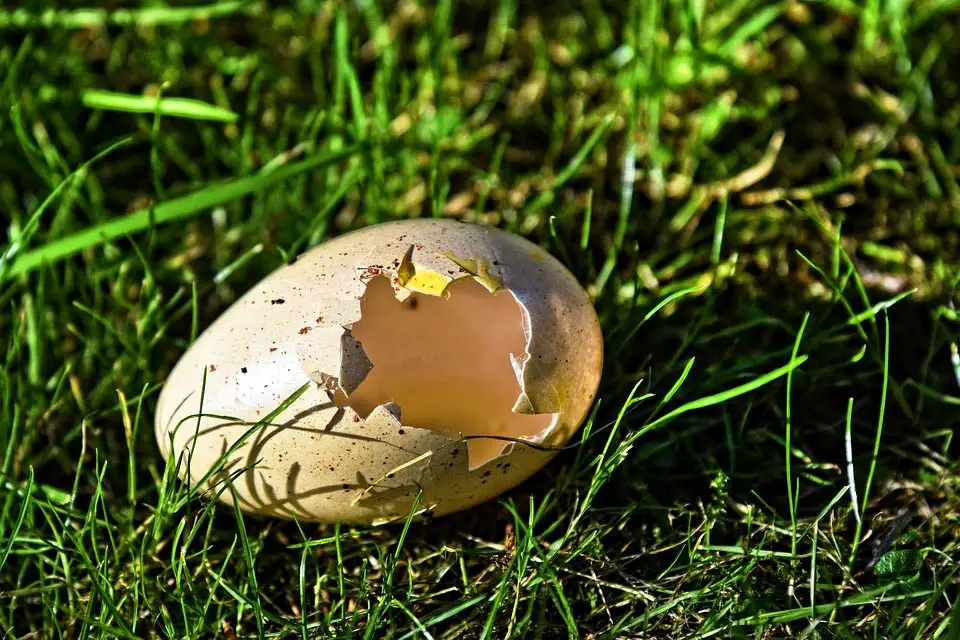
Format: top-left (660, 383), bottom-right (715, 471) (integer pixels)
top-left (336, 275), bottom-right (555, 469)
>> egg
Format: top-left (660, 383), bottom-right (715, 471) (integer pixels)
top-left (155, 219), bottom-right (603, 524)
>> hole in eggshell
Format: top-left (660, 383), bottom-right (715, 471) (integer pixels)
top-left (335, 274), bottom-right (556, 469)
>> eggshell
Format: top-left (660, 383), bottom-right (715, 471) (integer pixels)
top-left (155, 219), bottom-right (603, 524)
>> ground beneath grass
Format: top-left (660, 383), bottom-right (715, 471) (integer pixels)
top-left (1, 1), bottom-right (959, 638)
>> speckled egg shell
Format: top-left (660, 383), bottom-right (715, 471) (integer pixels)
top-left (154, 219), bottom-right (603, 524)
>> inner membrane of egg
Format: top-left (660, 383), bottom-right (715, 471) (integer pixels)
top-left (333, 274), bottom-right (557, 469)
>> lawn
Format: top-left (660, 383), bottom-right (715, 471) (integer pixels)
top-left (1, 0), bottom-right (959, 638)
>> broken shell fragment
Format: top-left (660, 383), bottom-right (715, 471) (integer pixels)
top-left (155, 219), bottom-right (603, 523)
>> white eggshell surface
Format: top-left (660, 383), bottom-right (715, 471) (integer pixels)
top-left (155, 219), bottom-right (603, 524)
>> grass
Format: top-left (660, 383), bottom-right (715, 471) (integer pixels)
top-left (1, 0), bottom-right (959, 637)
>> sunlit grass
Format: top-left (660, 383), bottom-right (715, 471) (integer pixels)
top-left (1, 1), bottom-right (958, 638)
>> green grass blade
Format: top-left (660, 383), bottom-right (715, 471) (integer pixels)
top-left (0, 467), bottom-right (33, 573)
top-left (638, 355), bottom-right (809, 436)
top-left (230, 484), bottom-right (265, 639)
top-left (6, 145), bottom-right (358, 279)
top-left (785, 312), bottom-right (809, 555)
top-left (0, 136), bottom-right (134, 283)
top-left (0, 1), bottom-right (253, 29)
top-left (82, 90), bottom-right (238, 123)
top-left (849, 311), bottom-right (891, 566)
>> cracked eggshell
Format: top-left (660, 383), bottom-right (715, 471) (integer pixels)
top-left (154, 219), bottom-right (603, 524)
